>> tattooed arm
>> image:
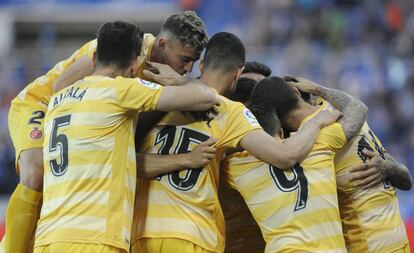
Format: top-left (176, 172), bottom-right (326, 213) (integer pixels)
top-left (285, 77), bottom-right (368, 141)
top-left (382, 152), bottom-right (413, 190)
top-left (349, 150), bottom-right (413, 190)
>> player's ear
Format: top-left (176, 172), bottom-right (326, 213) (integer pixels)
top-left (292, 87), bottom-right (301, 97)
top-left (92, 52), bottom-right (97, 68)
top-left (158, 37), bottom-right (168, 51)
top-left (234, 67), bottom-right (244, 82)
top-left (129, 58), bottom-right (139, 77)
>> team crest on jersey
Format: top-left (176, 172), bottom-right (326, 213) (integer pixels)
top-left (243, 108), bottom-right (260, 126)
top-left (139, 79), bottom-right (161, 89)
top-left (30, 127), bottom-right (43, 139)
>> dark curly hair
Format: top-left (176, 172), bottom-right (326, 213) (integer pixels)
top-left (161, 11), bottom-right (208, 51)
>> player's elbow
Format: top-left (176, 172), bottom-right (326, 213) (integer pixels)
top-left (357, 102), bottom-right (369, 121)
top-left (270, 154), bottom-right (297, 169)
top-left (52, 81), bottom-right (61, 93)
top-left (401, 176), bottom-right (412, 191)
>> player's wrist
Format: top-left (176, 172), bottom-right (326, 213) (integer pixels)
top-left (181, 153), bottom-right (194, 168)
top-left (306, 117), bottom-right (324, 129)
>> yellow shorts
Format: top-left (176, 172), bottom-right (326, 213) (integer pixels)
top-left (8, 98), bottom-right (47, 172)
top-left (34, 242), bottom-right (124, 253)
top-left (132, 238), bottom-right (214, 253)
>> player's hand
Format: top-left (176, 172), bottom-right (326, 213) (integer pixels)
top-left (187, 138), bottom-right (217, 168)
top-left (284, 76), bottom-right (322, 95)
top-left (310, 110), bottom-right (342, 128)
top-left (349, 150), bottom-right (385, 189)
top-left (143, 61), bottom-right (188, 86)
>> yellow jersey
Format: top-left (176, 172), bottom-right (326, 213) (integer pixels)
top-left (218, 180), bottom-right (265, 253)
top-left (15, 33), bottom-right (155, 105)
top-left (314, 97), bottom-right (409, 252)
top-left (132, 92), bottom-right (262, 253)
top-left (35, 76), bottom-right (164, 251)
top-left (222, 101), bottom-right (348, 253)
top-left (335, 123), bottom-right (409, 253)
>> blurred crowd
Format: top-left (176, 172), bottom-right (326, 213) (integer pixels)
top-left (0, 0), bottom-right (414, 197)
top-left (199, 0), bottom-right (414, 178)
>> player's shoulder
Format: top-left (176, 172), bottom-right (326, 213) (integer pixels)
top-left (143, 33), bottom-right (155, 42)
top-left (142, 33), bottom-right (156, 51)
top-left (217, 94), bottom-right (244, 111)
top-left (115, 77), bottom-right (162, 90)
top-left (76, 39), bottom-right (97, 57)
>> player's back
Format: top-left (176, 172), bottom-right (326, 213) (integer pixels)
top-left (222, 103), bottom-right (348, 253)
top-left (36, 75), bottom-right (163, 251)
top-left (133, 92), bottom-right (261, 253)
top-left (335, 123), bottom-right (409, 253)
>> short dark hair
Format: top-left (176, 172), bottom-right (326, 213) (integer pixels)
top-left (231, 61), bottom-right (271, 104)
top-left (250, 76), bottom-right (300, 121)
top-left (161, 10), bottom-right (208, 51)
top-left (203, 32), bottom-right (245, 72)
top-left (96, 21), bottom-right (143, 69)
top-left (230, 77), bottom-right (257, 104)
top-left (248, 102), bottom-right (281, 137)
top-left (243, 61), bottom-right (271, 77)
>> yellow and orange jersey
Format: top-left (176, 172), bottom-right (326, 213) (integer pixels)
top-left (335, 123), bottom-right (409, 253)
top-left (222, 101), bottom-right (348, 253)
top-left (15, 33), bottom-right (155, 106)
top-left (35, 76), bottom-right (164, 251)
top-left (132, 92), bottom-right (262, 253)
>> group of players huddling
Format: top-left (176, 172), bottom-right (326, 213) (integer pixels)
top-left (0, 10), bottom-right (412, 253)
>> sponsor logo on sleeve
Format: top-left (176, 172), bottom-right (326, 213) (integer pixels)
top-left (139, 79), bottom-right (161, 90)
top-left (243, 108), bottom-right (260, 126)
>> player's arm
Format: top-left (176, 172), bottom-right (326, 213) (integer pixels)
top-left (136, 138), bottom-right (216, 178)
top-left (286, 77), bottom-right (368, 141)
top-left (52, 55), bottom-right (94, 93)
top-left (155, 79), bottom-right (219, 111)
top-left (240, 110), bottom-right (342, 168)
top-left (349, 150), bottom-right (412, 190)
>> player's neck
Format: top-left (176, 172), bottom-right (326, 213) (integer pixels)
top-left (93, 66), bottom-right (128, 79)
top-left (200, 70), bottom-right (234, 96)
top-left (284, 102), bottom-right (318, 131)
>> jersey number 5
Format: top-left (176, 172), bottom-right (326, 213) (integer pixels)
top-left (269, 164), bottom-right (308, 211)
top-left (154, 126), bottom-right (210, 191)
top-left (49, 115), bottom-right (71, 176)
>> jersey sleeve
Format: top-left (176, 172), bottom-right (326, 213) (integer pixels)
top-left (76, 39), bottom-right (97, 59)
top-left (318, 122), bottom-right (347, 152)
top-left (115, 78), bottom-right (164, 112)
top-left (216, 103), bottom-right (262, 149)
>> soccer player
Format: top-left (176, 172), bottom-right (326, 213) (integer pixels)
top-left (222, 76), bottom-right (368, 252)
top-left (33, 21), bottom-right (217, 253)
top-left (130, 32), bottom-right (341, 253)
top-left (3, 10), bottom-right (207, 252)
top-left (287, 77), bottom-right (413, 253)
top-left (219, 61), bottom-right (271, 253)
